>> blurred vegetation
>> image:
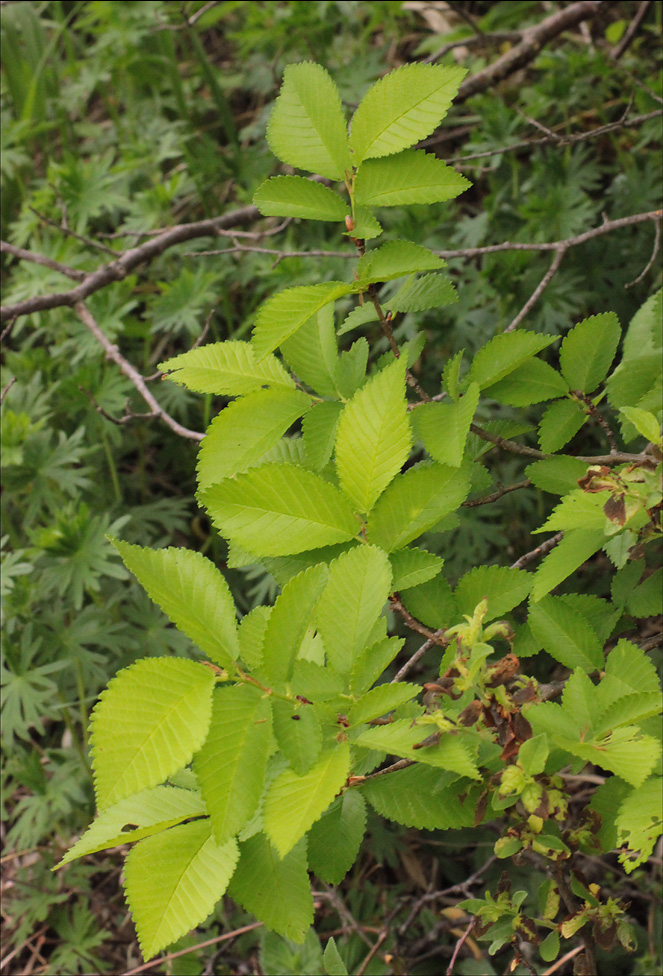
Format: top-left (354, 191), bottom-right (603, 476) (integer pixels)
top-left (1, 2), bottom-right (661, 974)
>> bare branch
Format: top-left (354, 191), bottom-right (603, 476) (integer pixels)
top-left (469, 423), bottom-right (649, 466)
top-left (463, 479), bottom-right (531, 508)
top-left (611, 0), bottom-right (653, 60)
top-left (504, 246), bottom-right (566, 332)
top-left (626, 216), bottom-right (661, 288)
top-left (510, 532), bottom-right (564, 570)
top-left (392, 631), bottom-right (446, 684)
top-left (120, 922), bottom-right (263, 976)
top-left (74, 302), bottom-right (204, 442)
top-left (1, 241), bottom-right (86, 282)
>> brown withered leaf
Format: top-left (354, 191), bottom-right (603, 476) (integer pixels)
top-left (603, 493), bottom-right (626, 525)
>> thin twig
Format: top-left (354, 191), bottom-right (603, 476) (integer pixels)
top-left (317, 885), bottom-right (373, 948)
top-left (185, 244), bottom-right (352, 260)
top-left (74, 302), bottom-right (204, 441)
top-left (120, 923), bottom-right (264, 975)
top-left (611, 0), bottom-right (653, 60)
top-left (510, 533), bottom-right (564, 570)
top-left (0, 376), bottom-right (17, 405)
top-left (389, 595), bottom-right (448, 644)
top-left (469, 423), bottom-right (648, 465)
top-left (28, 207), bottom-right (118, 256)
top-left (625, 216), bottom-right (661, 287)
top-left (0, 241), bottom-right (86, 282)
top-left (505, 246), bottom-right (566, 331)
top-left (359, 758), bottom-right (416, 783)
top-left (392, 631), bottom-right (446, 684)
top-left (572, 391), bottom-right (619, 453)
top-left (542, 944), bottom-right (584, 975)
top-left (446, 917), bottom-right (477, 975)
top-left (463, 480), bottom-right (531, 508)
top-left (424, 31), bottom-right (522, 64)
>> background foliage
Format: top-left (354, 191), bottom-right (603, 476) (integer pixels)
top-left (1, 2), bottom-right (661, 974)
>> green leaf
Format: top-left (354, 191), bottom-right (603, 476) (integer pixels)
top-left (355, 720), bottom-right (480, 778)
top-left (349, 205), bottom-right (383, 240)
top-left (531, 530), bottom-right (605, 602)
top-left (337, 302), bottom-right (379, 337)
top-left (335, 357), bottom-right (411, 513)
top-left (607, 353), bottom-right (662, 441)
top-left (600, 638), bottom-right (662, 701)
top-left (350, 636), bottom-right (405, 697)
top-left (362, 764), bottom-right (476, 828)
top-left (229, 834), bottom-right (313, 942)
top-left (414, 383), bottom-right (479, 467)
top-left (281, 305), bottom-right (339, 398)
top-left (560, 313), bottom-right (621, 393)
top-left (540, 930), bottom-right (560, 963)
top-left (315, 544), bottom-right (392, 674)
top-left (253, 282), bottom-right (352, 361)
top-left (201, 464), bottom-right (359, 557)
top-left (355, 240), bottom-right (445, 287)
top-left (354, 149), bottom-right (470, 206)
top-left (112, 541), bottom-right (240, 667)
top-left (349, 63), bottom-right (466, 163)
top-left (267, 62), bottom-right (352, 179)
top-left (518, 735), bottom-right (549, 777)
top-left (263, 744), bottom-right (351, 857)
top-left (455, 565), bottom-right (531, 621)
top-left (194, 685), bottom-right (272, 844)
top-left (90, 658), bottom-right (215, 810)
top-left (254, 176), bottom-right (349, 221)
top-left (239, 605), bottom-right (271, 669)
top-left (538, 399), bottom-right (587, 453)
top-left (535, 491), bottom-right (607, 533)
top-left (262, 563), bottom-right (329, 683)
top-left (388, 273), bottom-right (457, 313)
top-left (622, 289), bottom-right (662, 360)
top-left (159, 341), bottom-right (294, 395)
top-left (526, 457), bottom-right (591, 495)
top-left (124, 819), bottom-right (239, 960)
top-left (56, 786), bottom-right (206, 868)
top-left (619, 407), bottom-right (661, 445)
top-left (389, 547), bottom-right (443, 592)
top-left (528, 596), bottom-right (603, 671)
top-left (323, 937), bottom-right (349, 976)
top-left (197, 390), bottom-right (312, 489)
top-left (307, 792), bottom-right (367, 884)
top-left (334, 337), bottom-right (369, 398)
top-left (401, 574), bottom-right (456, 631)
top-left (290, 660), bottom-right (345, 701)
top-left (272, 699), bottom-right (322, 776)
top-left (367, 461), bottom-right (471, 551)
top-left (302, 401), bottom-right (343, 471)
top-left (484, 359), bottom-right (568, 406)
top-left (555, 726), bottom-right (660, 788)
top-left (616, 778), bottom-right (663, 872)
top-left (628, 567), bottom-right (663, 617)
top-left (466, 332), bottom-right (556, 390)
top-left (442, 349), bottom-right (464, 400)
top-left (349, 682), bottom-right (419, 726)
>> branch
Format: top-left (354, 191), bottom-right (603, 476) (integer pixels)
top-left (504, 246), bottom-right (566, 332)
top-left (454, 1), bottom-right (602, 103)
top-left (611, 0), bottom-right (653, 60)
top-left (120, 922), bottom-right (263, 976)
top-left (1, 203), bottom-right (260, 322)
top-left (463, 479), bottom-right (531, 508)
top-left (74, 302), bottom-right (204, 442)
top-left (510, 532), bottom-right (564, 570)
top-left (0, 241), bottom-right (86, 282)
top-left (469, 423), bottom-right (649, 466)
top-left (392, 631), bottom-right (446, 684)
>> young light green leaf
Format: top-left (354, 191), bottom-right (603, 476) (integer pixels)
top-left (362, 765), bottom-right (476, 829)
top-left (194, 685), bottom-right (272, 845)
top-left (159, 340), bottom-right (294, 395)
top-left (350, 636), bottom-right (405, 696)
top-left (316, 544), bottom-right (392, 674)
top-left (349, 205), bottom-right (383, 240)
top-left (229, 834), bottom-right (313, 943)
top-left (281, 304), bottom-right (339, 397)
top-left (262, 563), bottom-right (329, 683)
top-left (349, 63), bottom-right (466, 163)
top-left (335, 357), bottom-right (411, 513)
top-left (555, 727), bottom-right (660, 788)
top-left (355, 720), bottom-right (480, 778)
top-left (90, 658), bottom-right (215, 810)
top-left (348, 682), bottom-right (419, 726)
top-left (290, 660), bottom-right (345, 701)
top-left (414, 383), bottom-right (479, 467)
top-left (254, 176), bottom-right (349, 221)
top-left (271, 698), bottom-right (323, 775)
top-left (466, 332), bottom-right (556, 390)
top-left (337, 302), bottom-right (379, 337)
top-left (253, 282), bottom-right (352, 361)
top-left (484, 359), bottom-right (568, 406)
top-left (616, 778), bottom-right (663, 873)
top-left (442, 349), bottom-right (464, 401)
top-left (354, 149), bottom-right (470, 206)
top-left (389, 547), bottom-right (443, 592)
top-left (387, 273), bottom-right (457, 314)
top-left (267, 62), bottom-right (352, 179)
top-left (518, 734), bottom-right (549, 777)
top-left (538, 398), bottom-right (587, 453)
top-left (560, 313), bottom-right (621, 393)
top-left (124, 819), bottom-right (239, 961)
top-left (111, 540), bottom-right (239, 667)
top-left (55, 786), bottom-right (206, 868)
top-left (531, 529), bottom-right (605, 602)
top-left (367, 461), bottom-right (471, 551)
top-left (528, 595), bottom-right (603, 672)
top-left (619, 407), bottom-right (661, 445)
top-left (355, 240), bottom-right (445, 287)
top-left (238, 605), bottom-right (271, 669)
top-left (455, 565), bottom-right (531, 621)
top-left (302, 401), bottom-right (343, 471)
top-left (534, 491), bottom-right (607, 533)
top-left (334, 337), bottom-right (369, 398)
top-left (201, 464), bottom-right (359, 557)
top-left (307, 792), bottom-right (367, 885)
top-left (197, 389), bottom-right (312, 489)
top-left (264, 744), bottom-right (351, 857)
